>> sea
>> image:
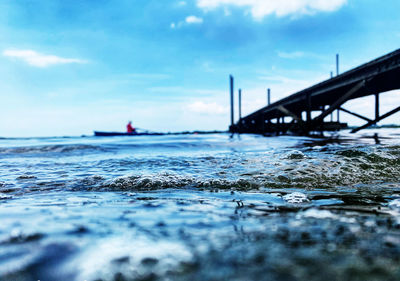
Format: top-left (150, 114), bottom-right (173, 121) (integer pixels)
top-left (0, 128), bottom-right (400, 281)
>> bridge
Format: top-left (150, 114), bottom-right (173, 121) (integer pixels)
top-left (229, 48), bottom-right (400, 135)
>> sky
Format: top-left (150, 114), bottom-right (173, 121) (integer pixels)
top-left (0, 0), bottom-right (399, 137)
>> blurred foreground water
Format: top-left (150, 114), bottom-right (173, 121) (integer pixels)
top-left (0, 129), bottom-right (400, 280)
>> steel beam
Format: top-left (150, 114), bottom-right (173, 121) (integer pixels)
top-left (351, 105), bottom-right (400, 133)
top-left (313, 80), bottom-right (365, 124)
top-left (277, 106), bottom-right (304, 124)
top-left (339, 107), bottom-right (372, 122)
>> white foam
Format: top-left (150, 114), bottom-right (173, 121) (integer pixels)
top-left (388, 199), bottom-right (400, 210)
top-left (283, 192), bottom-right (309, 204)
top-left (0, 193), bottom-right (12, 200)
top-left (300, 208), bottom-right (337, 219)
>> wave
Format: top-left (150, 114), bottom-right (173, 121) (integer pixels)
top-left (2, 145), bottom-right (400, 194)
top-left (0, 144), bottom-right (106, 155)
top-left (100, 146), bottom-right (399, 190)
top-left (0, 140), bottom-right (229, 156)
top-left (76, 173), bottom-right (259, 191)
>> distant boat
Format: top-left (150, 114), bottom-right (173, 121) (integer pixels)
top-left (94, 131), bottom-right (164, 136)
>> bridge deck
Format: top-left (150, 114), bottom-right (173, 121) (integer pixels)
top-left (233, 48), bottom-right (400, 134)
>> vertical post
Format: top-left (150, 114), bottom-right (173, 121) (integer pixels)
top-left (330, 71), bottom-right (333, 79)
top-left (336, 54), bottom-right (339, 76)
top-left (277, 117), bottom-right (280, 135)
top-left (230, 75), bottom-right (234, 128)
top-left (337, 109), bottom-right (340, 122)
top-left (238, 89), bottom-right (242, 121)
top-left (267, 88), bottom-right (271, 105)
top-left (375, 93), bottom-right (380, 120)
top-left (306, 94), bottom-right (312, 123)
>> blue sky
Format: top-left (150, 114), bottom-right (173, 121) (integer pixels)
top-left (0, 0), bottom-right (399, 137)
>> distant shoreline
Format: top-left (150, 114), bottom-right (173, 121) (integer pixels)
top-left (1, 125), bottom-right (399, 139)
top-left (347, 124), bottom-right (400, 129)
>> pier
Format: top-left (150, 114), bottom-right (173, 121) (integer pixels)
top-left (230, 48), bottom-right (400, 135)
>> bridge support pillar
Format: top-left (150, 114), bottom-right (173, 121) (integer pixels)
top-left (306, 93), bottom-right (312, 123)
top-left (229, 75), bottom-right (234, 132)
top-left (239, 89), bottom-right (242, 121)
top-left (375, 93), bottom-right (380, 120)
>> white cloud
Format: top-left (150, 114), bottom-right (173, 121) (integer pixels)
top-left (258, 74), bottom-right (313, 86)
top-left (3, 49), bottom-right (87, 67)
top-left (170, 15), bottom-right (203, 29)
top-left (197, 0), bottom-right (347, 19)
top-left (277, 50), bottom-right (326, 60)
top-left (186, 101), bottom-right (228, 115)
top-left (185, 15), bottom-right (204, 24)
top-left (277, 51), bottom-right (305, 59)
top-left (128, 73), bottom-right (170, 80)
top-left (223, 7), bottom-right (232, 16)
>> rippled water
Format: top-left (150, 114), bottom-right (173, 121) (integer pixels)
top-left (1, 129), bottom-right (400, 280)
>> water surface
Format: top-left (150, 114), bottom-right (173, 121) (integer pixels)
top-left (1, 129), bottom-right (400, 280)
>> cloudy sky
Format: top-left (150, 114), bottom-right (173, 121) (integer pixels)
top-left (1, 0), bottom-right (399, 137)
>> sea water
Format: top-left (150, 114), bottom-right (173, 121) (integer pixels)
top-left (0, 129), bottom-right (400, 280)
